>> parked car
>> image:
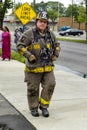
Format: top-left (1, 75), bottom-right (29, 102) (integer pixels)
top-left (59, 28), bottom-right (84, 36)
top-left (58, 26), bottom-right (71, 31)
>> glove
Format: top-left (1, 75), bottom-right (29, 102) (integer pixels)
top-left (29, 54), bottom-right (36, 62)
top-left (52, 55), bottom-right (57, 61)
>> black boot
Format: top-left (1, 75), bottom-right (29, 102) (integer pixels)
top-left (31, 109), bottom-right (39, 117)
top-left (39, 106), bottom-right (49, 117)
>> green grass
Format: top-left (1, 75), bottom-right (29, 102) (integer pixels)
top-left (0, 49), bottom-right (25, 63)
top-left (57, 37), bottom-right (87, 43)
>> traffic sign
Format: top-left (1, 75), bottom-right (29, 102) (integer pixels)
top-left (14, 2), bottom-right (36, 25)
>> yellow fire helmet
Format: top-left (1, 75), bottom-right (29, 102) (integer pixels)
top-left (36, 11), bottom-right (49, 22)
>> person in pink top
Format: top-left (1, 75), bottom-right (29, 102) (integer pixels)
top-left (0, 27), bottom-right (3, 49)
top-left (2, 26), bottom-right (11, 61)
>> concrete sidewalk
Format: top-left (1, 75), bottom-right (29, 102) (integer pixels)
top-left (0, 57), bottom-right (87, 130)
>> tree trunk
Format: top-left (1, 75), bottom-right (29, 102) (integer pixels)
top-left (78, 22), bottom-right (80, 29)
top-left (0, 19), bottom-right (3, 28)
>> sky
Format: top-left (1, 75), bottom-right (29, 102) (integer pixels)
top-left (15, 0), bottom-right (72, 7)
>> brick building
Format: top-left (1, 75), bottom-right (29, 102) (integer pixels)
top-left (58, 17), bottom-right (85, 30)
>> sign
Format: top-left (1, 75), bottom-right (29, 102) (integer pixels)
top-left (14, 2), bottom-right (36, 25)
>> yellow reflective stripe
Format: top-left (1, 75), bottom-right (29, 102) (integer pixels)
top-left (25, 66), bottom-right (54, 73)
top-left (40, 97), bottom-right (50, 105)
top-left (20, 48), bottom-right (27, 55)
top-left (56, 46), bottom-right (61, 51)
top-left (25, 67), bottom-right (44, 73)
top-left (45, 66), bottom-right (54, 72)
top-left (27, 44), bottom-right (40, 50)
top-left (33, 44), bottom-right (40, 49)
top-left (47, 43), bottom-right (51, 49)
top-left (28, 43), bottom-right (51, 50)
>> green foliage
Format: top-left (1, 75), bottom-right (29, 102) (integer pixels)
top-left (34, 2), bottom-right (47, 12)
top-left (34, 1), bottom-right (65, 19)
top-left (0, 49), bottom-right (25, 63)
top-left (11, 51), bottom-right (25, 63)
top-left (5, 0), bottom-right (13, 9)
top-left (65, 4), bottom-right (78, 17)
top-left (47, 9), bottom-right (58, 21)
top-left (65, 3), bottom-right (85, 28)
top-left (77, 5), bottom-right (85, 23)
top-left (0, 0), bottom-right (13, 15)
top-left (0, 0), bottom-right (13, 28)
top-left (14, 2), bottom-right (22, 10)
top-left (58, 37), bottom-right (86, 43)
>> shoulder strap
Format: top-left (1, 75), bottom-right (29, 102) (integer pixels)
top-left (32, 27), bottom-right (55, 50)
top-left (47, 30), bottom-right (55, 50)
top-left (32, 28), bottom-right (40, 42)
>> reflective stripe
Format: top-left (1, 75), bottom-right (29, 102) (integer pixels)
top-left (25, 66), bottom-right (54, 73)
top-left (40, 97), bottom-right (50, 105)
top-left (27, 44), bottom-right (40, 50)
top-left (33, 44), bottom-right (40, 49)
top-left (27, 43), bottom-right (51, 50)
top-left (20, 48), bottom-right (27, 55)
top-left (56, 46), bottom-right (61, 51)
top-left (45, 66), bottom-right (54, 72)
top-left (47, 43), bottom-right (51, 49)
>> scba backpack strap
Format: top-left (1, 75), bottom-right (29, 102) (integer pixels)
top-left (32, 27), bottom-right (55, 50)
top-left (32, 28), bottom-right (40, 42)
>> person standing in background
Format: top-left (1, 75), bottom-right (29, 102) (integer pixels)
top-left (14, 28), bottom-right (23, 45)
top-left (0, 27), bottom-right (3, 49)
top-left (2, 26), bottom-right (11, 61)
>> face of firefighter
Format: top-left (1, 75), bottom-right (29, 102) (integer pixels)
top-left (36, 19), bottom-right (48, 33)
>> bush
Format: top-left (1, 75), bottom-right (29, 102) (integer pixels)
top-left (11, 51), bottom-right (25, 63)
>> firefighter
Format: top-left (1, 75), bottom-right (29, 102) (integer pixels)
top-left (17, 11), bottom-right (60, 117)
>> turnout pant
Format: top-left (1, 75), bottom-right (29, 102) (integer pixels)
top-left (25, 71), bottom-right (56, 110)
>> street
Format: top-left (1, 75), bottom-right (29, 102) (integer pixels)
top-left (56, 41), bottom-right (87, 77)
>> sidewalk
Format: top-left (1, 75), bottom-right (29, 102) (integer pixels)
top-left (0, 58), bottom-right (87, 130)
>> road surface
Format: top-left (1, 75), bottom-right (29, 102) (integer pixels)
top-left (55, 41), bottom-right (87, 77)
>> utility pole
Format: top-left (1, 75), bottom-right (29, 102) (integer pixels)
top-left (57, 2), bottom-right (59, 31)
top-left (33, 0), bottom-right (35, 7)
top-left (86, 0), bottom-right (87, 43)
top-left (71, 0), bottom-right (73, 28)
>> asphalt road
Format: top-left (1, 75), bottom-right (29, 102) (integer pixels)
top-left (55, 41), bottom-right (87, 77)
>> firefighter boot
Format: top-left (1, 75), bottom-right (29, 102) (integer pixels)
top-left (31, 109), bottom-right (39, 117)
top-left (39, 106), bottom-right (49, 117)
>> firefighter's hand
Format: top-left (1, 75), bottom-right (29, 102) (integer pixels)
top-left (52, 55), bottom-right (57, 61)
top-left (29, 54), bottom-right (36, 62)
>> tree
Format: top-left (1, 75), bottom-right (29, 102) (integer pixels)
top-left (65, 4), bottom-right (85, 28)
top-left (47, 9), bottom-right (58, 30)
top-left (14, 2), bottom-right (22, 10)
top-left (76, 5), bottom-right (85, 29)
top-left (34, 1), bottom-right (65, 17)
top-left (0, 0), bottom-right (13, 28)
